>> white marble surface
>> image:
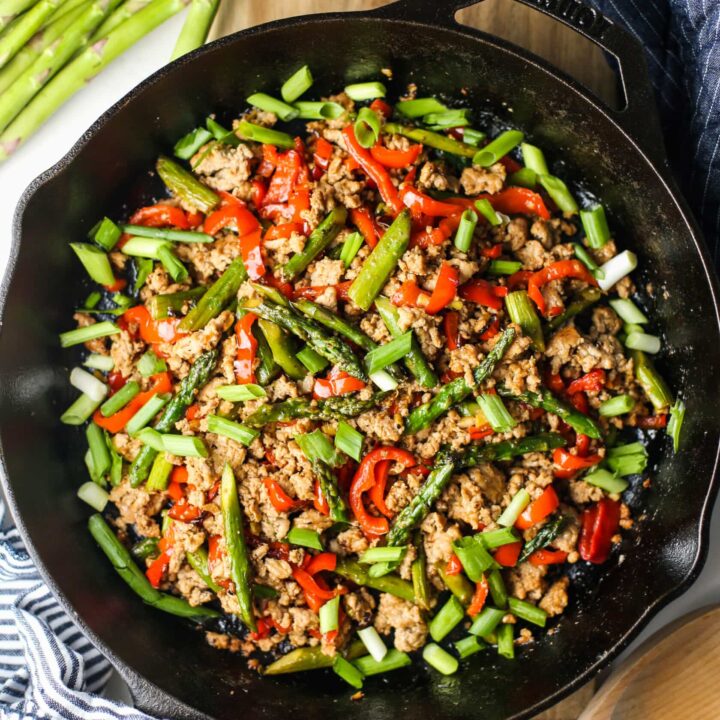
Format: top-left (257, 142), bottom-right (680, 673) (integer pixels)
top-left (0, 15), bottom-right (718, 714)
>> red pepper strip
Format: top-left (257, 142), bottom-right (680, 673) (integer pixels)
top-left (263, 274), bottom-right (295, 300)
top-left (171, 466), bottom-right (188, 484)
top-left (263, 477), bottom-right (304, 513)
top-left (305, 552), bottom-right (337, 576)
top-left (444, 311), bottom-right (461, 351)
top-left (312, 137), bottom-right (334, 179)
top-left (399, 185), bottom-right (460, 219)
top-left (552, 447), bottom-right (602, 479)
top-left (122, 305), bottom-right (184, 345)
top-left (508, 270), bottom-right (533, 290)
top-left (342, 125), bottom-right (402, 214)
top-left (146, 551), bottom-right (170, 588)
top-left (569, 391), bottom-right (590, 415)
top-left (251, 179), bottom-right (267, 206)
top-left (350, 207), bottom-right (379, 249)
top-left (185, 404), bottom-right (200, 421)
top-left (638, 414), bottom-right (669, 429)
top-left (204, 192), bottom-right (260, 237)
top-left (234, 313), bottom-right (258, 384)
top-left (447, 187), bottom-right (551, 220)
top-left (469, 425), bottom-right (494, 440)
top-left (313, 368), bottom-right (366, 399)
top-left (258, 144), bottom-right (278, 177)
top-left (445, 554), bottom-right (463, 575)
top-left (481, 244), bottom-right (503, 259)
top-left (467, 577), bottom-right (489, 617)
top-left (425, 262), bottom-right (460, 315)
top-left (292, 280), bottom-right (352, 303)
top-left (313, 479), bottom-right (330, 515)
top-left (263, 149), bottom-right (301, 207)
top-left (498, 155), bottom-right (522, 173)
top-left (579, 498), bottom-right (621, 564)
top-left (168, 498), bottom-right (202, 523)
top-left (239, 228), bottom-right (266, 280)
top-left (166, 481), bottom-right (184, 502)
top-left (292, 567), bottom-right (337, 611)
top-left (575, 433), bottom-right (591, 457)
top-left (264, 222), bottom-right (304, 241)
top-left (370, 98), bottom-right (393, 117)
top-left (93, 372), bottom-right (172, 433)
top-left (566, 369), bottom-right (606, 396)
top-left (288, 166), bottom-right (310, 224)
top-left (370, 142), bottom-right (422, 169)
top-left (368, 459), bottom-right (393, 518)
top-left (527, 259), bottom-right (598, 315)
top-left (529, 549), bottom-right (569, 566)
top-left (250, 617), bottom-right (272, 641)
top-left (107, 371), bottom-right (126, 393)
top-left (493, 541), bottom-right (523, 567)
top-left (349, 447), bottom-right (416, 537)
top-left (480, 316), bottom-right (501, 341)
top-left (515, 486), bottom-right (560, 530)
top-left (130, 204), bottom-right (190, 229)
top-left (545, 372), bottom-right (566, 395)
top-left (391, 280), bottom-right (429, 308)
top-left (459, 278), bottom-right (504, 311)
top-left (103, 277), bottom-right (127, 293)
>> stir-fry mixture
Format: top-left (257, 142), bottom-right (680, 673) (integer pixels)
top-left (60, 66), bottom-right (686, 688)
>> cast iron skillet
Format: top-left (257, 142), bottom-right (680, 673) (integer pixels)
top-left (2, 0), bottom-right (720, 718)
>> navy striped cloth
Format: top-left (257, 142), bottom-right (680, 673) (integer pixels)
top-left (1, 2), bottom-right (719, 718)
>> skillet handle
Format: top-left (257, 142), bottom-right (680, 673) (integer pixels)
top-left (372, 0), bottom-right (668, 169)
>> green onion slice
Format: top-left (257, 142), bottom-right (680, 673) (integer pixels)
top-left (508, 597), bottom-right (547, 627)
top-left (333, 655), bottom-right (364, 689)
top-left (584, 467), bottom-right (628, 494)
top-left (353, 649), bottom-right (411, 676)
top-left (84, 353), bottom-right (114, 372)
top-left (100, 381), bottom-right (140, 417)
top-left (359, 546), bottom-right (406, 564)
top-left (319, 595), bottom-right (340, 633)
top-left (423, 643), bottom-right (459, 675)
top-left (609, 298), bottom-right (648, 324)
top-left (353, 106), bottom-right (381, 148)
top-left (364, 332), bottom-right (413, 375)
top-left (286, 527), bottom-right (323, 550)
top-left (598, 394), bottom-right (635, 417)
top-left (89, 217), bottom-right (122, 251)
top-left (580, 204), bottom-right (611, 249)
top-left (472, 130), bottom-right (524, 167)
top-left (60, 322), bottom-right (120, 348)
top-left (247, 92), bottom-right (299, 122)
top-left (429, 595), bottom-right (464, 642)
top-left (121, 225), bottom-right (213, 244)
top-left (344, 81), bottom-right (387, 101)
top-left (295, 429), bottom-right (343, 466)
top-left (667, 399), bottom-right (685, 452)
top-left (70, 243), bottom-right (115, 285)
top-left (357, 626), bottom-right (387, 662)
top-left (487, 260), bottom-right (522, 275)
top-left (207, 415), bottom-right (259, 447)
top-left (281, 65), bottom-right (313, 103)
top-left (216, 384), bottom-right (267, 402)
top-left (453, 208), bottom-right (478, 252)
top-left (455, 635), bottom-right (487, 659)
top-left (160, 434), bottom-right (208, 458)
top-left (236, 120), bottom-right (294, 149)
top-left (395, 98), bottom-right (447, 117)
top-left (477, 394), bottom-right (516, 433)
top-left (297, 346), bottom-right (329, 374)
top-left (335, 421), bottom-right (364, 462)
top-left (293, 101), bottom-right (345, 120)
top-left (497, 488), bottom-right (531, 527)
top-left (174, 126), bottom-right (213, 160)
top-left (452, 536), bottom-right (495, 582)
top-left (474, 198), bottom-right (501, 226)
top-left (520, 142), bottom-right (549, 176)
top-left (125, 394), bottom-right (170, 436)
top-left (538, 174), bottom-right (578, 214)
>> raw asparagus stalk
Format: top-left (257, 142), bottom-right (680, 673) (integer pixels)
top-left (383, 122), bottom-right (477, 158)
top-left (312, 460), bottom-right (348, 522)
top-left (0, 0), bottom-right (41, 30)
top-left (347, 209), bottom-right (411, 311)
top-left (264, 640), bottom-right (366, 675)
top-left (88, 513), bottom-right (220, 620)
top-left (256, 318), bottom-right (306, 380)
top-left (156, 155), bottom-right (219, 213)
top-left (281, 207), bottom-right (347, 281)
top-left (178, 257), bottom-right (245, 331)
top-left (245, 392), bottom-right (389, 427)
top-left (170, 0), bottom-right (219, 60)
top-left (0, 0), bottom-right (64, 69)
top-left (334, 559), bottom-right (415, 603)
top-left (0, 0), bottom-right (190, 160)
top-left (130, 349), bottom-right (217, 486)
top-left (148, 286), bottom-right (207, 319)
top-left (545, 287), bottom-right (602, 331)
top-left (404, 326), bottom-right (516, 435)
top-left (89, 0), bottom-right (150, 39)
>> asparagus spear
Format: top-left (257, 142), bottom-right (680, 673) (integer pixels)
top-left (447, 432), bottom-right (567, 468)
top-left (334, 559), bottom-right (416, 603)
top-left (0, 0), bottom-right (190, 160)
top-left (347, 210), bottom-right (411, 311)
top-left (178, 257), bottom-right (246, 331)
top-left (156, 155), bottom-right (219, 213)
top-left (496, 385), bottom-right (603, 439)
top-left (256, 318), bottom-right (306, 380)
top-left (517, 516), bottom-right (566, 562)
top-left (264, 639), bottom-right (366, 675)
top-left (88, 514), bottom-right (220, 620)
top-left (148, 286), bottom-right (207, 319)
top-left (437, 562), bottom-right (473, 605)
top-left (0, 0), bottom-right (64, 69)
top-left (404, 326), bottom-right (516, 435)
top-left (632, 349), bottom-right (673, 411)
top-left (245, 392), bottom-right (389, 427)
top-left (383, 122), bottom-right (477, 158)
top-left (545, 287), bottom-right (602, 331)
top-left (89, 0), bottom-right (150, 40)
top-left (253, 321), bottom-right (281, 386)
top-left (312, 460), bottom-right (348, 523)
top-left (250, 300), bottom-right (368, 381)
top-left (186, 547), bottom-right (222, 593)
top-left (129, 349), bottom-right (217, 486)
top-left (282, 207), bottom-right (347, 281)
top-left (411, 530), bottom-right (431, 610)
top-left (170, 0), bottom-right (219, 60)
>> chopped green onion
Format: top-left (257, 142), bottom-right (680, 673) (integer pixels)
top-left (369, 369), bottom-right (398, 392)
top-left (538, 175), bottom-right (578, 213)
top-left (609, 298), bottom-right (648, 324)
top-left (69, 367), bottom-right (108, 402)
top-left (469, 606), bottom-right (505, 637)
top-left (60, 322), bottom-right (119, 348)
top-left (429, 595), bottom-right (464, 642)
top-left (353, 649), bottom-right (411, 676)
top-left (293, 101), bottom-right (345, 120)
top-left (281, 64), bottom-right (313, 103)
top-left (134, 258), bottom-right (154, 292)
top-left (472, 130), bottom-right (524, 167)
top-left (488, 260), bottom-right (522, 275)
top-left (86, 422), bottom-right (111, 478)
top-left (340, 231), bottom-right (364, 267)
top-left (84, 353), bottom-right (114, 372)
top-left (100, 381), bottom-right (140, 417)
top-left (112, 293), bottom-right (133, 310)
top-left (333, 655), bottom-right (364, 689)
top-left (137, 350), bottom-right (167, 378)
top-left (353, 106), bottom-right (381, 148)
top-left (295, 429), bottom-right (342, 466)
top-left (477, 394), bottom-right (516, 433)
top-left (359, 546), bottom-right (406, 564)
top-left (462, 128), bottom-right (486, 146)
top-left (497, 488), bottom-right (531, 527)
top-left (667, 399), bottom-right (685, 452)
top-left (598, 394), bottom-right (635, 417)
top-left (121, 237), bottom-right (169, 259)
top-left (633, 350), bottom-right (673, 411)
top-left (286, 527), bottom-right (323, 550)
top-left (135, 428), bottom-right (169, 451)
top-left (146, 453), bottom-right (174, 492)
top-left (344, 81), bottom-right (386, 101)
top-left (296, 346), bottom-right (329, 375)
top-left (365, 332), bottom-right (413, 375)
top-left (487, 569), bottom-right (508, 608)
top-left (497, 622), bottom-right (515, 659)
top-left (625, 331), bottom-right (661, 355)
top-left (84, 291), bottom-right (102, 309)
top-left (367, 562), bottom-right (395, 578)
top-left (174, 126), bottom-right (213, 159)
top-left (125, 394), bottom-right (170, 436)
top-left (216, 384), bottom-right (266, 402)
top-left (319, 595), bottom-right (340, 634)
top-left (205, 117), bottom-right (240, 146)
top-left (61, 393), bottom-right (103, 425)
top-left (520, 143), bottom-right (549, 176)
top-left (584, 467), bottom-right (628, 494)
top-left (597, 250), bottom-right (637, 292)
top-left (573, 243), bottom-right (604, 279)
top-left (423, 109), bottom-right (470, 129)
top-left (160, 434), bottom-right (208, 458)
top-left (89, 217), bottom-right (122, 251)
top-left (77, 481), bottom-right (109, 512)
top-left (505, 290), bottom-right (544, 351)
top-left (335, 420), bottom-right (364, 462)
top-left (474, 198), bottom-right (501, 226)
top-left (396, 97), bottom-right (447, 117)
top-left (481, 527), bottom-right (520, 550)
top-left (453, 208), bottom-right (478, 252)
top-left (236, 120), bottom-right (294, 149)
top-left (70, 243), bottom-right (115, 285)
top-left (580, 204), bottom-right (611, 249)
top-left (358, 626), bottom-right (387, 662)
top-left (423, 643), bottom-right (459, 675)
top-left (508, 597), bottom-right (547, 627)
top-left (455, 635), bottom-right (487, 659)
top-left (453, 536), bottom-right (496, 582)
top-left (247, 92), bottom-right (299, 122)
top-left (157, 246), bottom-right (188, 283)
top-left (606, 442), bottom-right (648, 477)
top-left (508, 167), bottom-right (537, 188)
top-left (121, 225), bottom-right (213, 244)
top-left (206, 415), bottom-right (258, 447)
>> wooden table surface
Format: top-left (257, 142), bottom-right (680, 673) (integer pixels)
top-left (212, 2), bottom-right (616, 716)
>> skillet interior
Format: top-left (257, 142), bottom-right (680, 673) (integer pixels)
top-left (2, 9), bottom-right (720, 720)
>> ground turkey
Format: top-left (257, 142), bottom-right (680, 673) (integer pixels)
top-left (374, 593), bottom-right (428, 652)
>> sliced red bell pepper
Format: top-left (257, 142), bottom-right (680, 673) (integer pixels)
top-left (444, 310), bottom-right (461, 350)
top-left (391, 280), bottom-right (429, 308)
top-left (107, 371), bottom-right (126, 393)
top-left (467, 577), bottom-right (489, 617)
top-left (483, 187), bottom-right (550, 220)
top-left (263, 149), bottom-right (302, 206)
top-left (575, 433), bottom-right (591, 457)
top-left (367, 459), bottom-right (393, 518)
top-left (350, 207), bottom-right (379, 249)
top-left (312, 137), bottom-right (334, 179)
top-left (507, 270), bottom-right (533, 290)
top-left (292, 280), bottom-right (352, 303)
top-left (493, 541), bottom-right (522, 567)
top-left (264, 222), bottom-right (304, 241)
top-left (637, 414), bottom-right (669, 429)
top-left (122, 305), bottom-right (184, 345)
top-left (103, 277), bottom-right (127, 293)
top-left (168, 497), bottom-right (202, 523)
top-left (305, 552), bottom-right (337, 576)
top-left (481, 244), bottom-right (503, 259)
top-left (498, 155), bottom-right (522, 173)
top-left (529, 549), bottom-right (569, 566)
top-left (480, 316), bottom-right (501, 341)
top-left (369, 98), bottom-right (393, 118)
top-left (251, 179), bottom-right (267, 206)
top-left (313, 368), bottom-right (366, 399)
top-left (515, 486), bottom-right (560, 530)
top-left (291, 567), bottom-right (336, 603)
top-left (185, 404), bottom-right (200, 421)
top-left (171, 466), bottom-right (188, 484)
top-left (579, 497), bottom-right (621, 564)
top-left (239, 228), bottom-right (266, 280)
top-left (399, 185), bottom-right (460, 219)
top-left (166, 480), bottom-right (184, 502)
top-left (424, 261), bottom-right (459, 315)
top-left (552, 447), bottom-right (602, 479)
top-left (234, 313), bottom-right (257, 384)
top-left (130, 203), bottom-right (190, 229)
top-left (459, 278), bottom-right (505, 311)
top-left (445, 554), bottom-right (463, 575)
top-left (146, 550), bottom-right (170, 588)
top-left (263, 477), bottom-right (304, 513)
top-left (370, 142), bottom-right (422, 169)
top-left (566, 369), bottom-right (606, 395)
top-left (527, 259), bottom-right (598, 315)
top-left (469, 425), bottom-right (494, 440)
top-left (203, 192), bottom-right (260, 237)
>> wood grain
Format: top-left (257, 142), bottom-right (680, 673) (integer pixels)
top-left (209, 2), bottom-right (617, 717)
